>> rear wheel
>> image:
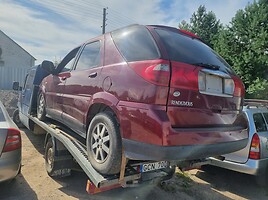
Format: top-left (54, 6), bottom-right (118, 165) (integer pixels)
top-left (37, 93), bottom-right (46, 120)
top-left (45, 138), bottom-right (71, 178)
top-left (87, 112), bottom-right (122, 175)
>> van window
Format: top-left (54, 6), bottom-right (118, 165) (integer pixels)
top-left (253, 113), bottom-right (267, 132)
top-left (75, 41), bottom-right (101, 71)
top-left (111, 25), bottom-right (160, 62)
top-left (155, 28), bottom-right (235, 74)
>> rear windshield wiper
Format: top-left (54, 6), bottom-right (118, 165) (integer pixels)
top-left (192, 63), bottom-right (220, 70)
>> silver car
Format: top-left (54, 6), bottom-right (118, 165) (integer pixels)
top-left (0, 100), bottom-right (21, 183)
top-left (209, 99), bottom-right (268, 186)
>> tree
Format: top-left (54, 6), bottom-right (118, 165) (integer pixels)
top-left (178, 5), bottom-right (222, 47)
top-left (214, 0), bottom-right (268, 98)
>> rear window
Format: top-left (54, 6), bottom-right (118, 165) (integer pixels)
top-left (253, 113), bottom-right (267, 132)
top-left (263, 113), bottom-right (268, 124)
top-left (111, 25), bottom-right (160, 62)
top-left (155, 28), bottom-right (235, 74)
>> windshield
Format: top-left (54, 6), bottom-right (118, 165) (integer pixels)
top-left (155, 28), bottom-right (235, 75)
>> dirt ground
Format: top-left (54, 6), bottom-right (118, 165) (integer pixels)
top-left (0, 128), bottom-right (267, 200)
top-left (0, 90), bottom-right (268, 199)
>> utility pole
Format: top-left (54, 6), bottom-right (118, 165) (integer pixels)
top-left (102, 8), bottom-right (107, 34)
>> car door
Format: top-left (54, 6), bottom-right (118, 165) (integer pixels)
top-left (44, 47), bottom-right (80, 121)
top-left (19, 70), bottom-right (34, 128)
top-left (61, 40), bottom-right (103, 138)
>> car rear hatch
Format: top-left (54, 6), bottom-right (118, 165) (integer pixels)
top-left (0, 123), bottom-right (8, 155)
top-left (154, 27), bottom-right (245, 129)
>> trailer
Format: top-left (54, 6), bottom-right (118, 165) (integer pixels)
top-left (28, 115), bottom-right (181, 194)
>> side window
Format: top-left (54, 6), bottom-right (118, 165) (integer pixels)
top-left (75, 41), bottom-right (101, 71)
top-left (0, 106), bottom-right (4, 122)
top-left (253, 113), bottom-right (267, 132)
top-left (111, 25), bottom-right (159, 62)
top-left (55, 46), bottom-right (80, 74)
top-left (23, 74), bottom-right (29, 89)
top-left (61, 57), bottom-right (75, 72)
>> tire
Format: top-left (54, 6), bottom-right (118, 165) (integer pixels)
top-left (45, 138), bottom-right (71, 178)
top-left (12, 109), bottom-right (24, 128)
top-left (37, 93), bottom-right (46, 120)
top-left (87, 112), bottom-right (122, 175)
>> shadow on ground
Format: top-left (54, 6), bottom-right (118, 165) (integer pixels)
top-left (196, 165), bottom-right (268, 200)
top-left (0, 174), bottom-right (38, 200)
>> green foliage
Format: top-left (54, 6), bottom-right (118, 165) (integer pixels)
top-left (215, 0), bottom-right (268, 97)
top-left (180, 1), bottom-right (268, 99)
top-left (246, 78), bottom-right (268, 99)
top-left (178, 5), bottom-right (222, 47)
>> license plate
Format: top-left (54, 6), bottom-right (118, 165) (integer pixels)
top-left (206, 74), bottom-right (223, 94)
top-left (141, 161), bottom-right (169, 172)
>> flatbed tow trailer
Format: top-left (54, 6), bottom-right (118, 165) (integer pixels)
top-left (28, 115), bottom-right (212, 194)
top-left (29, 116), bottom-right (169, 194)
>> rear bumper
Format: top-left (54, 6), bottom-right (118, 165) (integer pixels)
top-left (209, 157), bottom-right (268, 176)
top-left (123, 138), bottom-right (248, 161)
top-left (117, 101), bottom-right (248, 147)
top-left (118, 101), bottom-right (248, 161)
top-left (0, 150), bottom-right (21, 183)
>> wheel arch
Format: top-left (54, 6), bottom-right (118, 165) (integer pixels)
top-left (85, 92), bottom-right (120, 131)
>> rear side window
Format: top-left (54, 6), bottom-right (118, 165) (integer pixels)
top-left (155, 28), bottom-right (234, 74)
top-left (253, 113), bottom-right (267, 132)
top-left (111, 25), bottom-right (159, 62)
top-left (75, 41), bottom-right (101, 71)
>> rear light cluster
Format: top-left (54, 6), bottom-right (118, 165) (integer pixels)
top-left (129, 60), bottom-right (170, 86)
top-left (249, 133), bottom-right (260, 160)
top-left (3, 128), bottom-right (21, 152)
top-left (198, 70), bottom-right (244, 97)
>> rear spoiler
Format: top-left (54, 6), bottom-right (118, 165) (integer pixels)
top-left (244, 99), bottom-right (268, 108)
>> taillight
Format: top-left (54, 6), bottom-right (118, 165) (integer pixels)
top-left (128, 60), bottom-right (170, 86)
top-left (3, 128), bottom-right (21, 152)
top-left (249, 133), bottom-right (260, 160)
top-left (232, 76), bottom-right (245, 97)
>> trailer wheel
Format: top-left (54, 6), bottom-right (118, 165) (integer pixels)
top-left (45, 138), bottom-right (71, 178)
top-left (37, 93), bottom-right (46, 120)
top-left (87, 112), bottom-right (122, 175)
top-left (12, 109), bottom-right (24, 128)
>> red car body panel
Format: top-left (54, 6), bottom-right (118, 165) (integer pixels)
top-left (40, 24), bottom-right (248, 161)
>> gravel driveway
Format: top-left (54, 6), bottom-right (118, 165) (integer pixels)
top-left (0, 128), bottom-right (268, 200)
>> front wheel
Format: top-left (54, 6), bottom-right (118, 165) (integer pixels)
top-left (12, 109), bottom-right (24, 128)
top-left (37, 93), bottom-right (46, 120)
top-left (87, 112), bottom-right (122, 175)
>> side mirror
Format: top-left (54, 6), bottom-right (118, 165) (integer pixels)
top-left (41, 60), bottom-right (55, 74)
top-left (13, 81), bottom-right (21, 91)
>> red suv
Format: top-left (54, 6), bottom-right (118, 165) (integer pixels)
top-left (38, 25), bottom-right (248, 175)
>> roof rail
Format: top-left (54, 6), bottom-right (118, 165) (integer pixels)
top-left (244, 99), bottom-right (268, 108)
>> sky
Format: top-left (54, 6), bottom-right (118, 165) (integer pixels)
top-left (0, 0), bottom-right (254, 63)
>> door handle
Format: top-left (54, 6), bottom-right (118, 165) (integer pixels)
top-left (88, 72), bottom-right (97, 78)
top-left (61, 76), bottom-right (67, 81)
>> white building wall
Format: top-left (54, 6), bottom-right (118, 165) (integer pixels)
top-left (0, 31), bottom-right (35, 89)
